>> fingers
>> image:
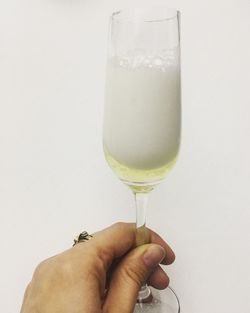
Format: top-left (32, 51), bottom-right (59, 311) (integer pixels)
top-left (149, 228), bottom-right (175, 265)
top-left (92, 222), bottom-right (135, 262)
top-left (84, 222), bottom-right (175, 270)
top-left (147, 265), bottom-right (169, 290)
top-left (103, 243), bottom-right (166, 313)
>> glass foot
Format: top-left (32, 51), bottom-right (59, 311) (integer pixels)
top-left (134, 286), bottom-right (180, 313)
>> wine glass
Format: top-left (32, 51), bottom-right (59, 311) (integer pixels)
top-left (103, 7), bottom-right (181, 313)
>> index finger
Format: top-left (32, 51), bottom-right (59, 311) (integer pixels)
top-left (86, 222), bottom-right (175, 269)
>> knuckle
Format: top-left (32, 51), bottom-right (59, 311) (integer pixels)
top-left (23, 282), bottom-right (31, 298)
top-left (112, 221), bottom-right (127, 230)
top-left (33, 259), bottom-right (50, 278)
top-left (56, 258), bottom-right (74, 278)
top-left (33, 256), bottom-right (72, 282)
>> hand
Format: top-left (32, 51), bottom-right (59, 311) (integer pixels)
top-left (20, 222), bottom-right (175, 313)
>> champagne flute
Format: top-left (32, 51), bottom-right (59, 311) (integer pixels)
top-left (103, 7), bottom-right (181, 313)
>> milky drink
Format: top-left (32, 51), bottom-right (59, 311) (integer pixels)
top-left (103, 58), bottom-right (181, 183)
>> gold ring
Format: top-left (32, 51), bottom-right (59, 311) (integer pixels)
top-left (73, 231), bottom-right (93, 246)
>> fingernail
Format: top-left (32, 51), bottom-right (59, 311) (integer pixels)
top-left (143, 245), bottom-right (166, 267)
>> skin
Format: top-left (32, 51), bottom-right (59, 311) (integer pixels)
top-left (20, 222), bottom-right (175, 313)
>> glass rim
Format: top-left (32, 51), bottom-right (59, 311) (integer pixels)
top-left (111, 7), bottom-right (180, 23)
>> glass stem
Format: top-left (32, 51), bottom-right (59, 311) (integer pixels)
top-left (134, 191), bottom-right (152, 302)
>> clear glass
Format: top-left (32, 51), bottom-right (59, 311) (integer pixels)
top-left (103, 7), bottom-right (181, 313)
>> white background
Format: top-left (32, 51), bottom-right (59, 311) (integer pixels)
top-left (0, 0), bottom-right (249, 312)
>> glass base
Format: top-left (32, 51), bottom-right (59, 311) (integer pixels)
top-left (123, 180), bottom-right (159, 193)
top-left (134, 286), bottom-right (180, 313)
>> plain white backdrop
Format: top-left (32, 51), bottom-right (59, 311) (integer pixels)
top-left (0, 0), bottom-right (249, 312)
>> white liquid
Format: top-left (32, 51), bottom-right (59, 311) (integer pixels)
top-left (103, 58), bottom-right (181, 171)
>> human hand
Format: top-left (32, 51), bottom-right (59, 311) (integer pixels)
top-left (20, 222), bottom-right (175, 313)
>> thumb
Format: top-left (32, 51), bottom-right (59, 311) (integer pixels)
top-left (103, 244), bottom-right (166, 313)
